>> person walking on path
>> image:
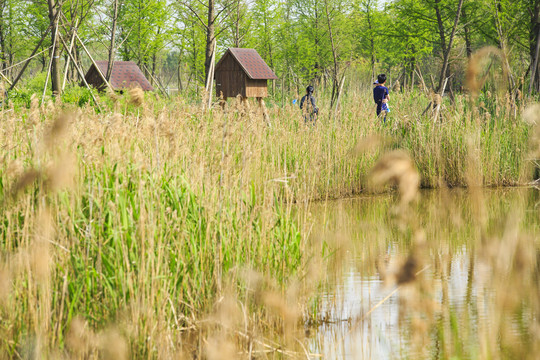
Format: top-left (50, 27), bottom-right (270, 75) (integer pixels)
top-left (373, 74), bottom-right (390, 123)
top-left (300, 85), bottom-right (318, 124)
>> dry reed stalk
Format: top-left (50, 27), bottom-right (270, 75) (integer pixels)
top-left (370, 150), bottom-right (420, 207)
top-left (466, 46), bottom-right (506, 99)
top-left (0, 264), bottom-right (10, 306)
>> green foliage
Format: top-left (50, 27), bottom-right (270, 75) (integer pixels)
top-left (61, 85), bottom-right (94, 107)
top-left (7, 72), bottom-right (49, 108)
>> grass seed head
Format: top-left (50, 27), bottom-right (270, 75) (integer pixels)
top-left (66, 316), bottom-right (95, 355)
top-left (523, 104), bottom-right (540, 125)
top-left (100, 329), bottom-right (129, 360)
top-left (45, 112), bottom-right (73, 149)
top-left (129, 87), bottom-right (144, 107)
top-left (9, 169), bottom-right (40, 199)
top-left (370, 150), bottom-right (420, 206)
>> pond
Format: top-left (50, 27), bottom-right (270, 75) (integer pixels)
top-left (305, 188), bottom-right (540, 359)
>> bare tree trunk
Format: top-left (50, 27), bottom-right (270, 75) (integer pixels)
top-left (365, 0), bottom-right (376, 81)
top-left (106, 0), bottom-right (119, 81)
top-left (462, 6), bottom-right (472, 58)
top-left (234, 0), bottom-right (241, 47)
top-left (177, 62), bottom-right (183, 91)
top-left (531, 1), bottom-right (540, 93)
top-left (205, 0), bottom-right (215, 84)
top-left (434, 0), bottom-right (447, 56)
top-left (529, 26), bottom-right (540, 96)
top-left (0, 0), bottom-right (7, 73)
top-left (437, 0), bottom-right (464, 93)
top-left (48, 0), bottom-right (62, 96)
top-left (493, 1), bottom-right (516, 90)
top-left (323, 0), bottom-right (339, 108)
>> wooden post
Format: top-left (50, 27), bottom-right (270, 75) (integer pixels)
top-left (58, 35), bottom-right (102, 112)
top-left (433, 77), bottom-right (449, 123)
top-left (281, 77), bottom-right (284, 108)
top-left (206, 41), bottom-right (217, 109)
top-left (0, 71), bottom-right (15, 90)
top-left (62, 19), bottom-right (79, 91)
top-left (142, 64), bottom-right (170, 98)
top-left (42, 22), bottom-right (60, 103)
top-left (74, 32), bottom-right (114, 92)
top-left (333, 75), bottom-right (346, 125)
top-left (220, 95), bottom-right (227, 110)
top-left (258, 97), bottom-right (270, 126)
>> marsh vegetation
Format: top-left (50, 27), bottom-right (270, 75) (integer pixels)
top-left (0, 83), bottom-right (539, 359)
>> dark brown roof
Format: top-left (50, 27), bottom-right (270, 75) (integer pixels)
top-left (90, 61), bottom-right (154, 91)
top-left (217, 48), bottom-right (278, 80)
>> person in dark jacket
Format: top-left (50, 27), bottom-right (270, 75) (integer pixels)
top-left (300, 85), bottom-right (318, 124)
top-left (373, 74), bottom-right (389, 122)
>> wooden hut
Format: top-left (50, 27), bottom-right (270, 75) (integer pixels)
top-left (215, 48), bottom-right (278, 99)
top-left (84, 61), bottom-right (154, 91)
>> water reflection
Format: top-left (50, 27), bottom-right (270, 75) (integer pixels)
top-left (306, 188), bottom-right (540, 359)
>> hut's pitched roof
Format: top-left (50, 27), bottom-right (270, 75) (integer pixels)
top-left (217, 48), bottom-right (278, 80)
top-left (90, 61), bottom-right (154, 91)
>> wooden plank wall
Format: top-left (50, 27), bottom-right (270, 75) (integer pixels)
top-left (245, 79), bottom-right (268, 98)
top-left (215, 53), bottom-right (246, 98)
top-left (85, 66), bottom-right (106, 90)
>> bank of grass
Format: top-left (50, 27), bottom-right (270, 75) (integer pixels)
top-left (0, 87), bottom-right (538, 357)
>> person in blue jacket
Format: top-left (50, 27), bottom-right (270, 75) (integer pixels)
top-left (373, 74), bottom-right (390, 122)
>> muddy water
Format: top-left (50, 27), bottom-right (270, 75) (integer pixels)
top-left (306, 188), bottom-right (540, 359)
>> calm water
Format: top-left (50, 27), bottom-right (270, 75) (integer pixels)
top-left (306, 188), bottom-right (540, 359)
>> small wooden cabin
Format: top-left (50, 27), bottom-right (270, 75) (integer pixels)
top-left (84, 61), bottom-right (154, 91)
top-left (215, 48), bottom-right (278, 99)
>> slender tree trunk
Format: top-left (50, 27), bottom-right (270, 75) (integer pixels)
top-left (437, 0), bottom-right (464, 93)
top-left (152, 53), bottom-right (157, 86)
top-left (7, 0), bottom-right (14, 79)
top-left (434, 0), bottom-right (447, 56)
top-left (314, 7), bottom-right (320, 83)
top-left (531, 1), bottom-right (540, 93)
top-left (106, 0), bottom-right (119, 81)
top-left (530, 26), bottom-right (540, 95)
top-left (323, 0), bottom-right (339, 107)
top-left (493, 1), bottom-right (516, 90)
top-left (73, 45), bottom-right (81, 81)
top-left (365, 0), bottom-right (376, 80)
top-left (190, 19), bottom-right (198, 89)
top-left (48, 0), bottom-right (62, 96)
top-left (234, 0), bottom-right (241, 47)
top-left (0, 28), bottom-right (7, 74)
top-left (0, 0), bottom-right (7, 73)
top-left (205, 0), bottom-right (215, 84)
top-left (462, 7), bottom-right (472, 58)
top-left (177, 62), bottom-right (183, 91)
